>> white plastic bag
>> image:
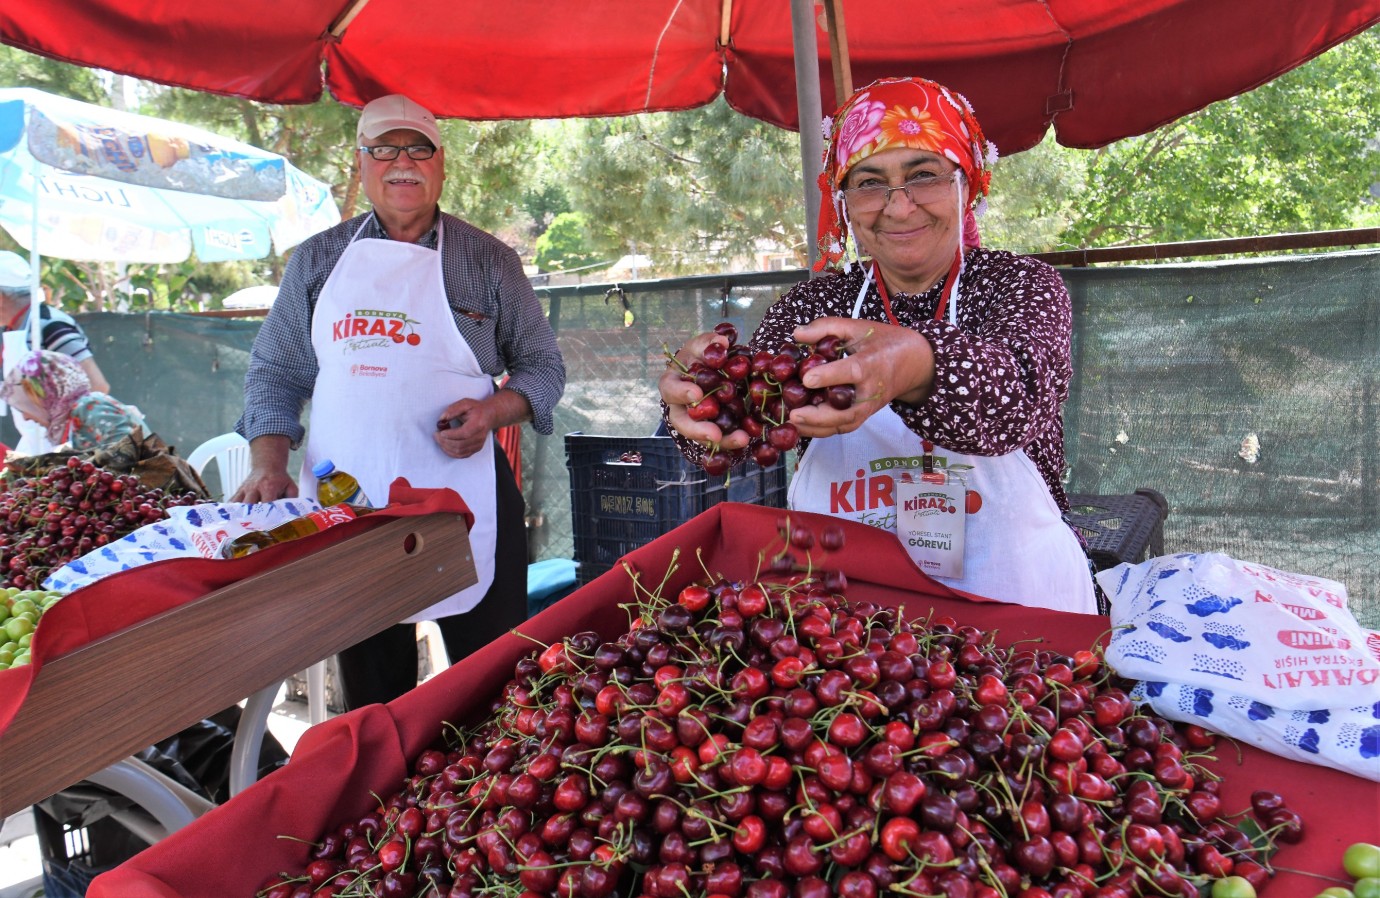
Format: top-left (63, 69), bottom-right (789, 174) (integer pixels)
top-left (43, 498), bottom-right (321, 594)
top-left (1130, 678), bottom-right (1380, 782)
top-left (167, 499), bottom-right (322, 559)
top-left (1100, 552), bottom-right (1379, 711)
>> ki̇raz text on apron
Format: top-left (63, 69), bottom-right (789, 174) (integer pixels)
top-left (787, 260), bottom-right (1094, 613)
top-left (305, 215), bottom-right (498, 621)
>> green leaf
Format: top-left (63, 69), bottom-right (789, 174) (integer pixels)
top-left (1237, 815), bottom-right (1279, 860)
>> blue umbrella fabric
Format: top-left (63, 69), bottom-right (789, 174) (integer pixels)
top-left (0, 87), bottom-right (339, 264)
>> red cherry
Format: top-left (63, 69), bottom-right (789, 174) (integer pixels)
top-left (814, 334), bottom-right (844, 360)
top-left (879, 817), bottom-right (920, 862)
top-left (701, 450), bottom-right (732, 476)
top-left (687, 394), bottom-right (720, 421)
top-left (827, 384), bottom-right (856, 409)
top-left (767, 354), bottom-right (799, 383)
top-left (702, 341), bottom-right (729, 369)
top-left (723, 352), bottom-right (752, 381)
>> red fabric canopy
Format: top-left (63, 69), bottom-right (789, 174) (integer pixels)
top-left (2, 1), bottom-right (1376, 153)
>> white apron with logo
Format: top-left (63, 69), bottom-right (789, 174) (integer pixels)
top-left (304, 216), bottom-right (496, 621)
top-left (787, 265), bottom-right (1094, 613)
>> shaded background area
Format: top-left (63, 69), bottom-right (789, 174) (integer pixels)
top-left (5, 249), bottom-right (1373, 624)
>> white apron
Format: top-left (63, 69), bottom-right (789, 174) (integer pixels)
top-left (788, 264), bottom-right (1094, 613)
top-left (304, 216), bottom-right (496, 621)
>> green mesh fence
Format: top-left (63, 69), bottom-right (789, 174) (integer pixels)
top-left (5, 250), bottom-right (1373, 625)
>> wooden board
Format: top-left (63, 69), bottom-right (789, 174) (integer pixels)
top-left (0, 513), bottom-right (474, 815)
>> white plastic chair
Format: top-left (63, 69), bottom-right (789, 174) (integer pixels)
top-left (185, 432), bottom-right (252, 499)
top-left (186, 433), bottom-right (338, 725)
top-left (186, 432), bottom-right (339, 725)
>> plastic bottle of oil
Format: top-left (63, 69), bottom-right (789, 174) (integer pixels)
top-left (314, 459), bottom-right (371, 507)
top-left (219, 503), bottom-right (376, 559)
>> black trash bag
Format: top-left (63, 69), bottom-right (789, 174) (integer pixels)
top-left (149, 705), bottom-right (290, 805)
top-left (34, 706), bottom-right (289, 896)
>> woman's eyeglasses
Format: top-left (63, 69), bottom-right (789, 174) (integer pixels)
top-left (358, 144), bottom-right (437, 161)
top-left (843, 172), bottom-right (958, 212)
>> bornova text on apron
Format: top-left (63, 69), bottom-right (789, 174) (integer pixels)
top-left (788, 262), bottom-right (1094, 613)
top-left (304, 215), bottom-right (497, 621)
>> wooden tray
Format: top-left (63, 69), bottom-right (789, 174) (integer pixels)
top-left (0, 512), bottom-right (474, 815)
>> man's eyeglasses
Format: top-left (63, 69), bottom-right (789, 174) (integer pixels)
top-left (843, 172), bottom-right (958, 212)
top-left (358, 144), bottom-right (437, 161)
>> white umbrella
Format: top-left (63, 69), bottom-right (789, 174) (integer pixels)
top-left (221, 284), bottom-right (279, 309)
top-left (0, 87), bottom-right (339, 268)
top-left (0, 87), bottom-right (338, 450)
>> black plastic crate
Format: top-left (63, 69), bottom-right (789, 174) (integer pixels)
top-left (566, 433), bottom-right (789, 584)
top-left (1065, 488), bottom-right (1169, 571)
top-left (33, 798), bottom-right (154, 898)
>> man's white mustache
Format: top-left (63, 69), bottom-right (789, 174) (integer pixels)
top-left (384, 170), bottom-right (427, 184)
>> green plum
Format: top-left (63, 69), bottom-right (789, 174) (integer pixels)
top-left (1346, 845), bottom-right (1380, 880)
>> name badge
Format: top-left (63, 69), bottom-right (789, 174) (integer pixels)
top-left (896, 473), bottom-right (967, 579)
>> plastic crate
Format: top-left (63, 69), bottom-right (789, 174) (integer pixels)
top-left (565, 433), bottom-right (789, 584)
top-left (1065, 488), bottom-right (1169, 571)
top-left (33, 799), bottom-right (154, 898)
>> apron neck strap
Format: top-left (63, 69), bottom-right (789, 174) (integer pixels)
top-left (862, 254), bottom-right (964, 327)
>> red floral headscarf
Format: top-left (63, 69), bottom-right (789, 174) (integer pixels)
top-left (816, 77), bottom-right (997, 272)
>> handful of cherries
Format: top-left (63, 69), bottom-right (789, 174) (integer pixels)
top-left (676, 322), bottom-right (858, 474)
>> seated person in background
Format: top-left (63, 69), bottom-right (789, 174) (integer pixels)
top-left (0, 351), bottom-right (145, 451)
top-left (0, 250), bottom-right (111, 393)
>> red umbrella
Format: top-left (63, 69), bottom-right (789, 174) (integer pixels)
top-left (3, 0), bottom-right (1376, 154)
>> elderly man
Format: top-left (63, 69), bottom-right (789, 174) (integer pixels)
top-left (234, 94), bottom-right (566, 709)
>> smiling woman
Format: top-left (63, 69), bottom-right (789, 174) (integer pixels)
top-left (660, 76), bottom-right (1097, 614)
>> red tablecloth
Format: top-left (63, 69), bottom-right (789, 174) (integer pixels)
top-left (0, 480), bottom-right (472, 739)
top-left (90, 503), bottom-right (1379, 898)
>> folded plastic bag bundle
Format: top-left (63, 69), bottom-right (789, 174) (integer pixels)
top-left (1099, 552), bottom-right (1380, 780)
top-left (43, 498), bottom-right (322, 593)
top-left (1128, 679), bottom-right (1380, 781)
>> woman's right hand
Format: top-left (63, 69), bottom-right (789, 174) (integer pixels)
top-left (658, 332), bottom-right (752, 452)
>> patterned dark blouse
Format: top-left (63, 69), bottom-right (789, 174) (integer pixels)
top-left (671, 248), bottom-right (1075, 511)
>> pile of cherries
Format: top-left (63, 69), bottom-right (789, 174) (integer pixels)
top-left (0, 456), bottom-right (200, 589)
top-left (676, 323), bottom-right (857, 475)
top-left (258, 519), bottom-right (1301, 898)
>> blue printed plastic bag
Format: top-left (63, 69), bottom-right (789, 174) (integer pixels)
top-left (1130, 680), bottom-right (1380, 782)
top-left (43, 498), bottom-right (322, 594)
top-left (1099, 552), bottom-right (1379, 711)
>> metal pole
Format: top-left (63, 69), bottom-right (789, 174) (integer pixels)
top-left (28, 154), bottom-right (41, 351)
top-left (790, 0), bottom-right (824, 272)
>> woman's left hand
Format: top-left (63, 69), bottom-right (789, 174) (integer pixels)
top-left (787, 317), bottom-right (936, 437)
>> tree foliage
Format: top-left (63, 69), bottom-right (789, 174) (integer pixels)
top-left (558, 98), bottom-right (807, 272)
top-left (1060, 28), bottom-right (1379, 248)
top-left (2, 27), bottom-right (1377, 307)
top-left (534, 212), bottom-right (601, 273)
